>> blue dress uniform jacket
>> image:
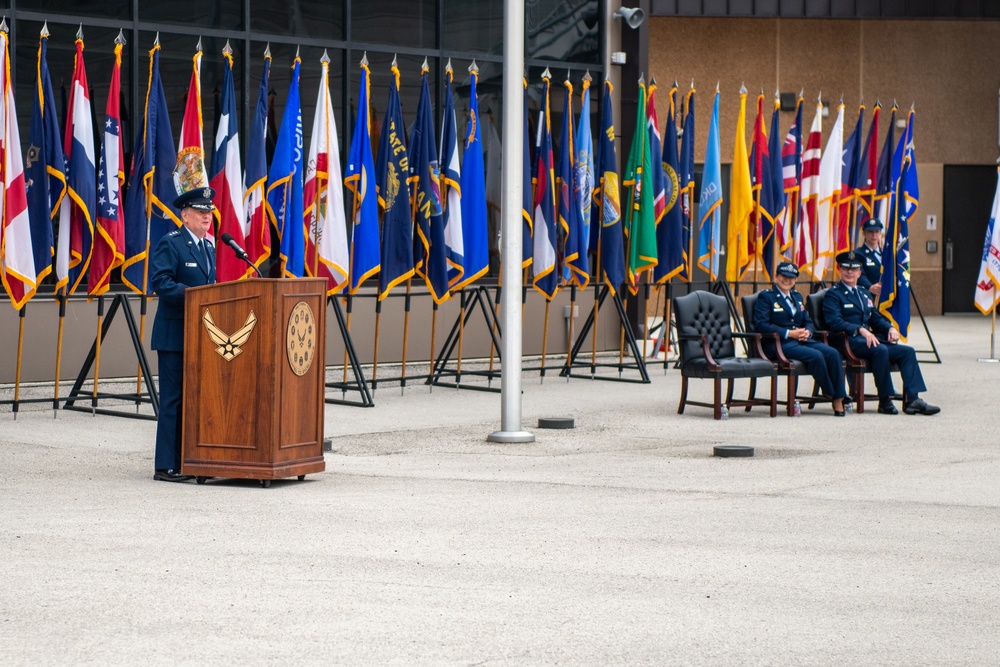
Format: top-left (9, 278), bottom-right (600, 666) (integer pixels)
top-left (151, 229), bottom-right (217, 352)
top-left (150, 228), bottom-right (216, 472)
top-left (855, 243), bottom-right (882, 290)
top-left (822, 281), bottom-right (926, 400)
top-left (754, 287), bottom-right (847, 399)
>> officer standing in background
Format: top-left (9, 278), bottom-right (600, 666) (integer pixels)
top-left (855, 219), bottom-right (884, 296)
top-left (822, 250), bottom-right (939, 416)
top-left (753, 262), bottom-right (849, 416)
top-left (150, 188), bottom-right (217, 482)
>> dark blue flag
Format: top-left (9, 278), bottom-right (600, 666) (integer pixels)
top-left (678, 87), bottom-right (695, 281)
top-left (25, 29), bottom-right (65, 288)
top-left (122, 41), bottom-right (180, 293)
top-left (266, 56), bottom-right (304, 277)
top-left (375, 62), bottom-right (414, 299)
top-left (595, 79), bottom-right (625, 294)
top-left (655, 83), bottom-right (684, 282)
top-left (456, 63), bottom-right (490, 288)
top-left (410, 63), bottom-right (450, 304)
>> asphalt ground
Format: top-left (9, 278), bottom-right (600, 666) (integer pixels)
top-left (2, 315), bottom-right (998, 665)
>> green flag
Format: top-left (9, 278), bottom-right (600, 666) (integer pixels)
top-left (623, 80), bottom-right (657, 293)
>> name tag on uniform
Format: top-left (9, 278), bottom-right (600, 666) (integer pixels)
top-left (844, 303), bottom-right (854, 309)
top-left (185, 262), bottom-right (198, 267)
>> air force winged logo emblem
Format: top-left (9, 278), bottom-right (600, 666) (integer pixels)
top-left (202, 309), bottom-right (257, 361)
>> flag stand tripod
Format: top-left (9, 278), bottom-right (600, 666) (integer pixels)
top-left (63, 293), bottom-right (159, 420)
top-left (560, 283), bottom-right (650, 383)
top-left (324, 294), bottom-right (374, 407)
top-left (427, 286), bottom-right (504, 391)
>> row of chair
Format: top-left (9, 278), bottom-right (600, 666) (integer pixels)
top-left (673, 290), bottom-right (900, 420)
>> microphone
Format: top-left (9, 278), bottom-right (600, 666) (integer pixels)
top-left (221, 233), bottom-right (263, 278)
top-left (221, 232), bottom-right (248, 260)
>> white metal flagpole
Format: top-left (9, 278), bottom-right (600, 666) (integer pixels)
top-left (488, 0), bottom-right (535, 442)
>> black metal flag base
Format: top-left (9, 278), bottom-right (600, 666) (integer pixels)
top-left (63, 293), bottom-right (160, 421)
top-left (324, 295), bottom-right (375, 407)
top-left (428, 286), bottom-right (504, 392)
top-left (560, 284), bottom-right (650, 384)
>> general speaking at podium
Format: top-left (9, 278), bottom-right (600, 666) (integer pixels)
top-left (150, 188), bottom-right (217, 483)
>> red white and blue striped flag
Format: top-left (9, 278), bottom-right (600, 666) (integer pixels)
top-left (56, 34), bottom-right (97, 295)
top-left (209, 44), bottom-right (247, 283)
top-left (88, 37), bottom-right (126, 296)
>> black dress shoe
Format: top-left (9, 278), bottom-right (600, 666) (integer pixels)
top-left (877, 401), bottom-right (899, 415)
top-left (154, 469), bottom-right (192, 482)
top-left (904, 398), bottom-right (941, 415)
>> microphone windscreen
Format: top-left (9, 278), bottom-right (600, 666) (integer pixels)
top-left (221, 232), bottom-right (235, 245)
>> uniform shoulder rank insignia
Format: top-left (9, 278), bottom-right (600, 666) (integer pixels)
top-left (167, 229), bottom-right (180, 236)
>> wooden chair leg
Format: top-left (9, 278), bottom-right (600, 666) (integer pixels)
top-left (726, 378), bottom-right (735, 406)
top-left (713, 377), bottom-right (722, 420)
top-left (769, 374), bottom-right (778, 417)
top-left (854, 370), bottom-right (865, 413)
top-left (746, 377), bottom-right (758, 412)
top-left (678, 375), bottom-right (688, 414)
top-left (786, 374), bottom-right (796, 416)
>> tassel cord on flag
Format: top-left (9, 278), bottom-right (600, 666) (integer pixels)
top-left (400, 277), bottom-right (412, 394)
top-left (91, 295), bottom-right (105, 415)
top-left (13, 306), bottom-right (26, 420)
top-left (540, 299), bottom-right (550, 384)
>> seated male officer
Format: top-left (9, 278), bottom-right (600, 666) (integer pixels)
top-left (855, 218), bottom-right (884, 296)
top-left (753, 261), bottom-right (848, 416)
top-left (822, 250), bottom-right (940, 416)
top-left (150, 187), bottom-right (217, 482)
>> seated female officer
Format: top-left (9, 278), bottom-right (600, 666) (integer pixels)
top-left (753, 262), bottom-right (849, 416)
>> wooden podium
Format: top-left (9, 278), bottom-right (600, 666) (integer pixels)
top-left (181, 278), bottom-right (327, 485)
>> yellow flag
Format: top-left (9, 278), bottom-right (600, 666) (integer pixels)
top-left (726, 92), bottom-right (753, 282)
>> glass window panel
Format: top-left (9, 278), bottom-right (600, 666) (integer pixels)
top-left (16, 0), bottom-right (129, 20)
top-left (250, 0), bottom-right (344, 40)
top-left (442, 0), bottom-right (503, 55)
top-left (139, 0), bottom-right (242, 30)
top-left (351, 0), bottom-right (436, 49)
top-left (137, 32), bottom-right (244, 173)
top-left (526, 0), bottom-right (600, 64)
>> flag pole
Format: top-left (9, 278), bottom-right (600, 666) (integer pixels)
top-left (662, 283), bottom-right (672, 371)
top-left (91, 295), bottom-right (104, 415)
top-left (456, 288), bottom-right (466, 388)
top-left (979, 287), bottom-right (999, 363)
top-left (591, 239), bottom-right (601, 376)
top-left (371, 297), bottom-right (381, 390)
top-left (135, 33), bottom-right (160, 412)
top-left (428, 303), bottom-right (438, 393)
top-left (488, 0), bottom-right (534, 442)
top-left (540, 299), bottom-right (550, 383)
top-left (13, 306), bottom-right (26, 420)
top-left (53, 291), bottom-right (66, 416)
top-left (564, 283), bottom-right (575, 381)
top-left (400, 277), bottom-right (412, 395)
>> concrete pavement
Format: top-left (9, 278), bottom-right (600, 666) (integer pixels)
top-left (2, 315), bottom-right (999, 665)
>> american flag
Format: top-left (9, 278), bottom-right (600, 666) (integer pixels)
top-left (89, 41), bottom-right (125, 296)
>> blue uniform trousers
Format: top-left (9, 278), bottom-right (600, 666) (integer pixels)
top-left (848, 341), bottom-right (926, 400)
top-left (155, 350), bottom-right (184, 471)
top-left (768, 339), bottom-right (847, 400)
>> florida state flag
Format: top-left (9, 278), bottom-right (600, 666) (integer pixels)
top-left (173, 42), bottom-right (208, 194)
